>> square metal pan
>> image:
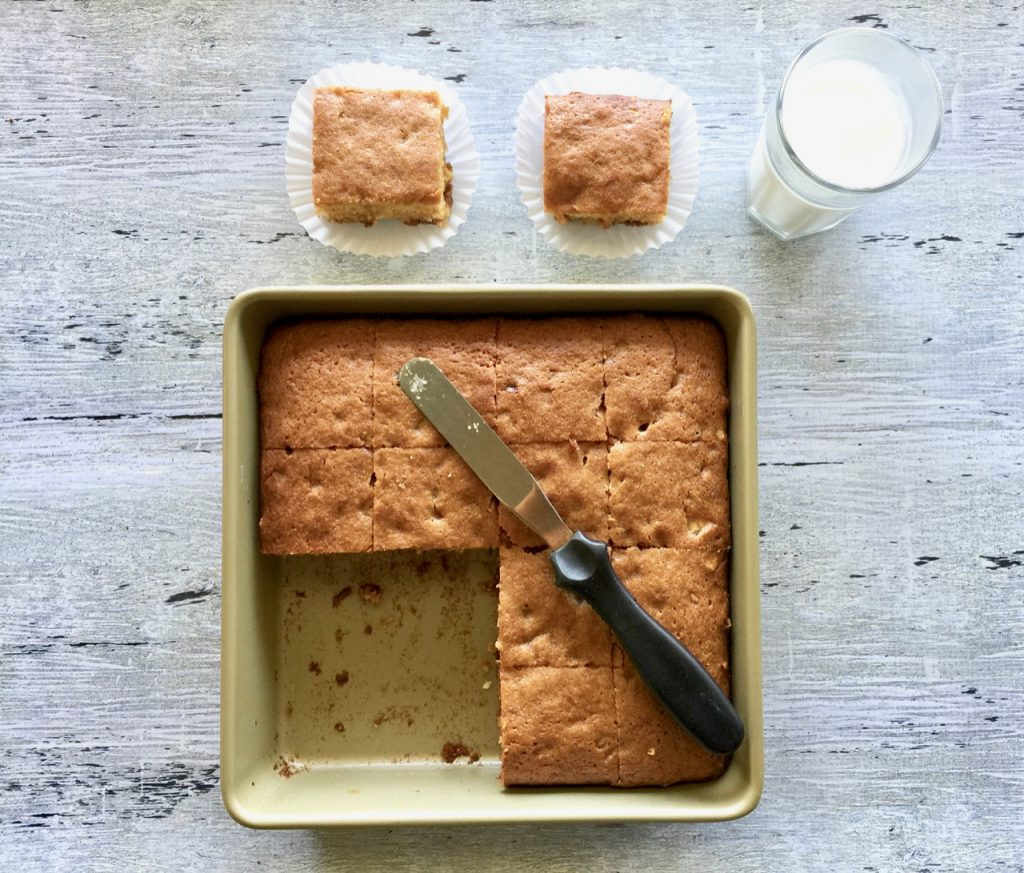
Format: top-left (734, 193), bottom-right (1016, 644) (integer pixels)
top-left (221, 285), bottom-right (762, 827)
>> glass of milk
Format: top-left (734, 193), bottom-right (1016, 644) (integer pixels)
top-left (747, 28), bottom-right (942, 240)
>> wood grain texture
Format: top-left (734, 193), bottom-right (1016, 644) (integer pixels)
top-left (1, 0), bottom-right (1022, 870)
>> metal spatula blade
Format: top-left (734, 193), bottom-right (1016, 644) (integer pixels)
top-left (398, 358), bottom-right (572, 550)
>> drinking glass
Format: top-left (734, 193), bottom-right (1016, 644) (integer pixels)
top-left (747, 28), bottom-right (943, 240)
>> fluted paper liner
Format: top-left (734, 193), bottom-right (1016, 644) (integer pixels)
top-left (515, 67), bottom-right (700, 258)
top-left (287, 62), bottom-right (480, 257)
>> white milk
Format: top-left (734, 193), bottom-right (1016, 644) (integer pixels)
top-left (747, 127), bottom-right (853, 240)
top-left (747, 57), bottom-right (914, 239)
top-left (782, 58), bottom-right (910, 189)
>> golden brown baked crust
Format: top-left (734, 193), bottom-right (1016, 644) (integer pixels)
top-left (259, 319), bottom-right (375, 450)
top-left (609, 548), bottom-right (730, 681)
top-left (259, 448), bottom-right (373, 554)
top-left (543, 92), bottom-right (671, 227)
top-left (373, 318), bottom-right (496, 448)
top-left (372, 447), bottom-right (498, 551)
top-left (497, 547), bottom-right (612, 668)
top-left (312, 87), bottom-right (451, 226)
top-left (495, 318), bottom-right (605, 443)
top-left (499, 547), bottom-right (729, 787)
top-left (498, 666), bottom-right (619, 786)
top-left (610, 548), bottom-right (730, 785)
top-left (256, 314), bottom-right (731, 788)
top-left (602, 315), bottom-right (728, 444)
top-left (497, 442), bottom-right (608, 547)
top-left (608, 440), bottom-right (730, 551)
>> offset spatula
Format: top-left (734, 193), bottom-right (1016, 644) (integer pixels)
top-left (398, 357), bottom-right (744, 756)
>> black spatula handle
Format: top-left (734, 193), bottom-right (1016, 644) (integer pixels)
top-left (550, 531), bottom-right (744, 756)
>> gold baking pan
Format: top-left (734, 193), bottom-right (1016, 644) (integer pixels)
top-left (221, 285), bottom-right (762, 827)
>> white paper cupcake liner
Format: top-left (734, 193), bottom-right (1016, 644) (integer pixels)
top-left (515, 67), bottom-right (700, 259)
top-left (287, 62), bottom-right (480, 257)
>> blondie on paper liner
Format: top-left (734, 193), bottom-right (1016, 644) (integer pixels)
top-left (287, 62), bottom-right (480, 257)
top-left (515, 67), bottom-right (699, 259)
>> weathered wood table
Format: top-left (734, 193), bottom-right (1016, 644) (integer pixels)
top-left (2, 1), bottom-right (1021, 869)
